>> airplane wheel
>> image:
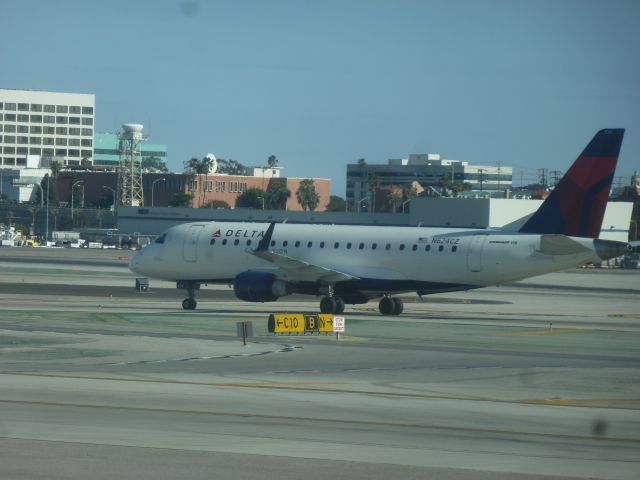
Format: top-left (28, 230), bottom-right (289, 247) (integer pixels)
top-left (335, 297), bottom-right (345, 314)
top-left (378, 296), bottom-right (395, 315)
top-left (182, 298), bottom-right (197, 310)
top-left (320, 296), bottom-right (337, 314)
top-left (392, 297), bottom-right (404, 315)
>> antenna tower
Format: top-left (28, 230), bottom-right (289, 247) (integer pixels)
top-left (117, 123), bottom-right (145, 206)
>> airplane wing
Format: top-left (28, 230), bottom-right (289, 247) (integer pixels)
top-left (248, 222), bottom-right (358, 284)
top-left (538, 234), bottom-right (591, 255)
top-left (248, 249), bottom-right (358, 283)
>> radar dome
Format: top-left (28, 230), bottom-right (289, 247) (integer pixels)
top-left (122, 123), bottom-right (144, 133)
top-left (205, 153), bottom-right (218, 173)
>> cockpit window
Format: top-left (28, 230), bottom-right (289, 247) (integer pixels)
top-left (154, 233), bottom-right (167, 244)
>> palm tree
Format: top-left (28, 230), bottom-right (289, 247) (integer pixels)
top-left (367, 173), bottom-right (380, 213)
top-left (387, 190), bottom-right (403, 213)
top-left (296, 179), bottom-right (320, 211)
top-left (96, 208), bottom-right (105, 228)
top-left (28, 206), bottom-right (40, 236)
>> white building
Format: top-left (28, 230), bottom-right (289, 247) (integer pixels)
top-left (0, 88), bottom-right (95, 169)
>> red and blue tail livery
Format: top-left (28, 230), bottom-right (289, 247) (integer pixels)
top-left (519, 129), bottom-right (625, 238)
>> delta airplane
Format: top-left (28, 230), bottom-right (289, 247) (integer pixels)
top-left (129, 129), bottom-right (631, 315)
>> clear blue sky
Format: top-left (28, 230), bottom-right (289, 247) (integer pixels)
top-left (2, 0), bottom-right (638, 194)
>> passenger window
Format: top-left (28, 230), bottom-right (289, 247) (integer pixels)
top-left (452, 246), bottom-right (457, 252)
top-left (412, 245), bottom-right (417, 251)
top-left (295, 241), bottom-right (300, 247)
top-left (346, 242), bottom-right (352, 249)
top-left (358, 243), bottom-right (364, 250)
top-left (320, 242), bottom-right (325, 248)
top-left (372, 243), bottom-right (377, 250)
top-left (246, 239), bottom-right (252, 246)
top-left (270, 240), bottom-right (276, 247)
top-left (307, 241), bottom-right (313, 248)
top-left (234, 239), bottom-right (240, 246)
top-left (210, 238), bottom-right (215, 245)
top-left (438, 245), bottom-right (444, 252)
top-left (334, 242), bottom-right (339, 248)
top-left (222, 239), bottom-right (228, 245)
top-left (425, 245), bottom-right (431, 251)
top-left (399, 244), bottom-right (405, 251)
top-left (385, 244), bottom-right (391, 250)
top-left (283, 240), bottom-right (288, 247)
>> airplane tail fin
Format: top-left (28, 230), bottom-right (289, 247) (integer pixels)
top-left (518, 129), bottom-right (625, 238)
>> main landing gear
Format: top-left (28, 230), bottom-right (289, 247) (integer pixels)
top-left (378, 296), bottom-right (403, 316)
top-left (178, 281), bottom-right (200, 310)
top-left (320, 296), bottom-right (345, 314)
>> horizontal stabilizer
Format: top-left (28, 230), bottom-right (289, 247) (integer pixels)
top-left (538, 235), bottom-right (590, 255)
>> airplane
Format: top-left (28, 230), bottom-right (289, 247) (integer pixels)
top-left (129, 129), bottom-right (631, 315)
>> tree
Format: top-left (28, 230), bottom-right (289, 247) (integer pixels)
top-left (168, 193), bottom-right (194, 207)
top-left (296, 179), bottom-right (320, 211)
top-left (439, 175), bottom-right (472, 197)
top-left (267, 155), bottom-right (278, 168)
top-left (142, 156), bottom-right (168, 173)
top-left (367, 173), bottom-right (380, 212)
top-left (95, 208), bottom-right (105, 228)
top-left (50, 160), bottom-right (61, 178)
top-left (325, 195), bottom-right (346, 212)
top-left (235, 188), bottom-right (267, 209)
top-left (265, 182), bottom-right (291, 210)
top-left (217, 158), bottom-right (246, 175)
top-left (37, 174), bottom-right (58, 206)
top-left (387, 190), bottom-right (403, 213)
top-left (357, 158), bottom-right (367, 167)
top-left (184, 156), bottom-right (214, 174)
top-left (28, 206), bottom-right (39, 236)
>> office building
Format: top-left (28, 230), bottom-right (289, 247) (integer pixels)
top-left (0, 88), bottom-right (95, 168)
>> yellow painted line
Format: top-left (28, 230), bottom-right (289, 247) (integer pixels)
top-left (493, 328), bottom-right (590, 337)
top-left (521, 398), bottom-right (640, 406)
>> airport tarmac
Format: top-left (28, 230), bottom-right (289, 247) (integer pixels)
top-left (0, 247), bottom-right (639, 480)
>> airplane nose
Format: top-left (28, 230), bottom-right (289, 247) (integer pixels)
top-left (129, 250), bottom-right (143, 273)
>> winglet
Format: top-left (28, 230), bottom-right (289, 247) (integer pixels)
top-left (519, 129), bottom-right (625, 238)
top-left (255, 222), bottom-right (275, 252)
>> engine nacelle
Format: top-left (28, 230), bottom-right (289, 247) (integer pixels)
top-left (233, 271), bottom-right (289, 302)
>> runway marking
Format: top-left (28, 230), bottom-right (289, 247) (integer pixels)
top-left (4, 372), bottom-right (640, 413)
top-left (95, 313), bottom-right (130, 324)
top-left (493, 328), bottom-right (590, 336)
top-left (1, 398), bottom-right (639, 444)
top-left (521, 398), bottom-right (640, 406)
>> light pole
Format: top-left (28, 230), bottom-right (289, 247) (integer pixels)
top-left (71, 180), bottom-right (83, 220)
top-left (103, 186), bottom-right (116, 211)
top-left (358, 196), bottom-right (370, 213)
top-left (45, 174), bottom-right (50, 244)
top-left (260, 196), bottom-right (265, 210)
top-left (151, 177), bottom-right (166, 207)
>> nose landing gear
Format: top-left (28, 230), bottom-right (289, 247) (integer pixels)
top-left (177, 281), bottom-right (200, 310)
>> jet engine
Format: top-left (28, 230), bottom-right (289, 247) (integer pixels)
top-left (233, 271), bottom-right (290, 302)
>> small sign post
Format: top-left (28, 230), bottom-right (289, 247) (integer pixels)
top-left (333, 316), bottom-right (345, 341)
top-left (236, 321), bottom-right (254, 346)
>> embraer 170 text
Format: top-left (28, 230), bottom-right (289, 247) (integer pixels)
top-left (130, 129), bottom-right (631, 315)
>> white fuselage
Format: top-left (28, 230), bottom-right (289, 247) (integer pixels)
top-left (130, 222), bottom-right (601, 294)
